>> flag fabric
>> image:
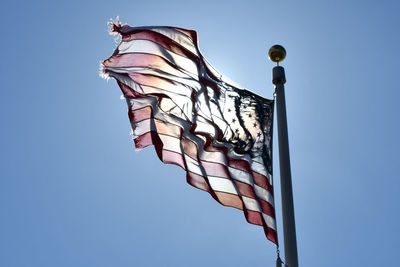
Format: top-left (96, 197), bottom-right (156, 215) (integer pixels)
top-left (101, 20), bottom-right (277, 244)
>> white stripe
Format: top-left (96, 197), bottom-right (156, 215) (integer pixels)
top-left (132, 118), bottom-right (151, 136)
top-left (254, 185), bottom-right (274, 206)
top-left (250, 161), bottom-right (268, 177)
top-left (126, 96), bottom-right (156, 110)
top-left (227, 167), bottom-right (253, 184)
top-left (208, 176), bottom-right (237, 195)
top-left (262, 213), bottom-right (277, 230)
top-left (158, 134), bottom-right (181, 154)
top-left (184, 154), bottom-right (204, 177)
top-left (242, 196), bottom-right (261, 212)
top-left (242, 197), bottom-right (276, 230)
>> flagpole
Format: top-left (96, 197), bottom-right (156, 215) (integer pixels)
top-left (269, 45), bottom-right (298, 267)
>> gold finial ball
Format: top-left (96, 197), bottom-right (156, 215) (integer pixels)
top-left (268, 45), bottom-right (286, 63)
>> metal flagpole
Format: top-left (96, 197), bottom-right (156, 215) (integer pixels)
top-left (268, 45), bottom-right (299, 267)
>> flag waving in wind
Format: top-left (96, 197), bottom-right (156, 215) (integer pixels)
top-left (101, 19), bottom-right (277, 244)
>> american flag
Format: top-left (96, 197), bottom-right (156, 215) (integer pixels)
top-left (101, 20), bottom-right (277, 244)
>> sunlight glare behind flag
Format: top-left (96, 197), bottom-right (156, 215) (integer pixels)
top-left (101, 19), bottom-right (277, 244)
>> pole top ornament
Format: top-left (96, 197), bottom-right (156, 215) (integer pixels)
top-left (268, 45), bottom-right (286, 64)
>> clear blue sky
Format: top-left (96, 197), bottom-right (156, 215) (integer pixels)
top-left (1, 1), bottom-right (399, 266)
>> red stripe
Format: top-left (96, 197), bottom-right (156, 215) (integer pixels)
top-left (200, 160), bottom-right (230, 178)
top-left (227, 158), bottom-right (251, 172)
top-left (232, 179), bottom-right (256, 199)
top-left (186, 172), bottom-right (211, 192)
top-left (117, 80), bottom-right (145, 98)
top-left (252, 171), bottom-right (273, 195)
top-left (214, 191), bottom-right (244, 210)
top-left (133, 132), bottom-right (154, 150)
top-left (259, 199), bottom-right (275, 218)
top-left (180, 137), bottom-right (199, 160)
top-left (160, 149), bottom-right (185, 169)
top-left (129, 106), bottom-right (152, 123)
top-left (245, 209), bottom-right (263, 226)
top-left (266, 228), bottom-right (278, 244)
